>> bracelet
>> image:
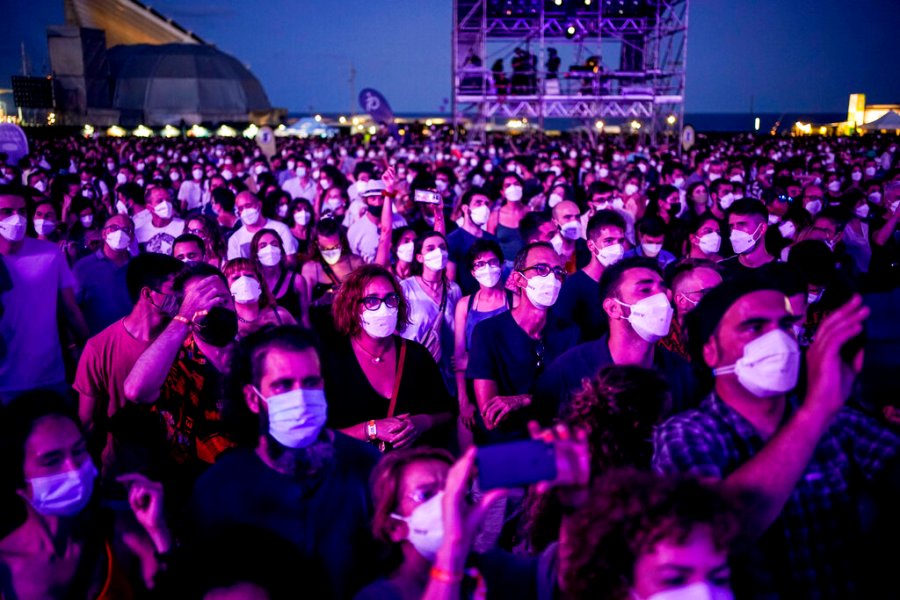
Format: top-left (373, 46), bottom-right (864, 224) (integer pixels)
top-left (429, 566), bottom-right (464, 583)
top-left (192, 309), bottom-right (209, 322)
top-left (172, 315), bottom-right (191, 326)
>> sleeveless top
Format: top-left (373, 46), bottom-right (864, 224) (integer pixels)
top-left (464, 289), bottom-right (513, 350)
top-left (496, 223), bottom-right (524, 262)
top-left (273, 268), bottom-right (304, 320)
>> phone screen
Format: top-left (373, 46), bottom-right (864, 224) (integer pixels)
top-left (476, 440), bottom-right (557, 490)
top-left (414, 189), bottom-right (442, 204)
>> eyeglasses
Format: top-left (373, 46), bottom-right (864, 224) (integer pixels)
top-left (104, 224), bottom-right (134, 235)
top-left (472, 258), bottom-right (501, 270)
top-left (360, 293), bottom-right (401, 311)
top-left (187, 228), bottom-right (208, 237)
top-left (520, 264), bottom-right (567, 281)
top-left (406, 485), bottom-right (442, 505)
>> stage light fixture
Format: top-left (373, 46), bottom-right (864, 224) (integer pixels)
top-left (565, 24), bottom-right (577, 38)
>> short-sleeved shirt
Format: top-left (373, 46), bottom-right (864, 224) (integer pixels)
top-left (550, 270), bottom-right (606, 342)
top-left (652, 393), bottom-right (900, 599)
top-left (447, 227), bottom-right (498, 295)
top-left (623, 245), bottom-right (678, 270)
top-left (72, 251), bottom-right (133, 335)
top-left (467, 311), bottom-right (580, 440)
top-left (177, 180), bottom-right (204, 211)
top-left (190, 438), bottom-right (381, 600)
top-left (282, 177), bottom-right (317, 201)
top-left (227, 219), bottom-right (298, 260)
top-left (135, 218), bottom-right (185, 255)
top-left (533, 335), bottom-right (696, 422)
top-left (0, 238), bottom-right (75, 394)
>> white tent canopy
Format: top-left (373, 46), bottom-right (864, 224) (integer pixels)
top-left (862, 110), bottom-right (900, 131)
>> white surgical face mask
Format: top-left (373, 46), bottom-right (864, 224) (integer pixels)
top-left (641, 242), bottom-right (663, 258)
top-left (624, 183), bottom-right (639, 196)
top-left (257, 387), bottom-right (328, 449)
top-left (850, 171), bottom-right (862, 182)
top-left (192, 169), bottom-right (204, 180)
top-left (469, 204), bottom-right (490, 226)
top-left (805, 199), bottom-right (822, 215)
top-left (154, 200), bottom-right (173, 219)
top-left (230, 275), bottom-right (262, 304)
top-left (473, 264), bottom-right (502, 288)
top-left (296, 166), bottom-right (307, 178)
top-left (34, 219), bottom-right (56, 236)
top-left (560, 220), bottom-right (582, 241)
top-left (276, 205), bottom-right (289, 218)
top-left (361, 303), bottom-right (398, 338)
top-left (392, 491), bottom-right (444, 561)
top-left (116, 200), bottom-right (129, 215)
top-left (27, 459), bottom-right (98, 517)
top-left (597, 242), bottom-right (624, 267)
top-left (714, 329), bottom-right (800, 397)
top-left (523, 272), bottom-right (561, 309)
top-left (865, 166), bottom-right (876, 177)
top-left (633, 581), bottom-right (734, 600)
top-left (0, 214), bottom-right (27, 242)
top-left (396, 241), bottom-right (415, 263)
top-left (729, 224), bottom-right (761, 255)
top-left (423, 247), bottom-right (448, 271)
top-left (106, 230), bottom-right (131, 251)
top-left (116, 173), bottom-right (128, 185)
top-left (504, 185), bottom-right (523, 202)
top-left (598, 167), bottom-right (610, 178)
top-left (718, 193), bottom-right (735, 210)
top-left (854, 204), bottom-right (869, 218)
top-left (697, 232), bottom-right (721, 254)
top-left (257, 245), bottom-right (282, 267)
top-left (616, 292), bottom-right (673, 342)
top-left (548, 193), bottom-right (564, 209)
top-left (294, 211), bottom-right (311, 226)
top-left (321, 247), bottom-right (342, 265)
top-left (778, 221), bottom-right (796, 240)
top-left (241, 207), bottom-right (261, 226)
top-left (827, 181), bottom-right (841, 193)
top-left (324, 197), bottom-right (343, 213)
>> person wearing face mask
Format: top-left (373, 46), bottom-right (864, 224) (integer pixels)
top-left (536, 258), bottom-right (695, 421)
top-left (447, 188), bottom-right (498, 295)
top-left (227, 191), bottom-right (298, 260)
top-left (288, 197), bottom-right (315, 255)
top-left (176, 163), bottom-right (205, 213)
top-left (283, 157), bottom-right (317, 201)
top-left (31, 200), bottom-right (61, 243)
top-left (189, 325), bottom-right (382, 600)
top-left (324, 264), bottom-right (455, 451)
top-left (0, 186), bottom-right (89, 403)
top-left (72, 214), bottom-right (136, 335)
top-left (468, 242), bottom-right (580, 440)
top-left (707, 179), bottom-right (735, 221)
top-left (210, 186), bottom-right (240, 234)
top-left (349, 180), bottom-right (408, 263)
top-left (656, 275), bottom-right (900, 599)
top-left (0, 392), bottom-right (174, 599)
top-left (452, 240), bottom-right (513, 444)
top-left (625, 216), bottom-right (677, 270)
top-left (686, 216), bottom-right (724, 261)
top-left (549, 200), bottom-right (592, 274)
top-left (251, 228), bottom-right (309, 326)
top-left (487, 174), bottom-right (528, 263)
top-left (560, 471), bottom-right (741, 600)
top-left (135, 186), bottom-right (185, 256)
top-left (388, 227), bottom-right (418, 281)
top-left (718, 199), bottom-right (775, 278)
top-left (552, 210), bottom-right (626, 342)
top-left (224, 258), bottom-right (297, 338)
top-left (123, 263), bottom-right (239, 497)
top-left (663, 259), bottom-right (723, 360)
top-left (400, 233), bottom-right (462, 386)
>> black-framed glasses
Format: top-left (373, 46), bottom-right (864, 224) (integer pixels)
top-left (360, 293), bottom-right (401, 311)
top-left (472, 258), bottom-right (501, 270)
top-left (520, 264), bottom-right (567, 281)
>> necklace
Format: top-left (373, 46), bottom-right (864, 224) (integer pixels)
top-left (237, 313), bottom-right (256, 324)
top-left (353, 338), bottom-right (389, 364)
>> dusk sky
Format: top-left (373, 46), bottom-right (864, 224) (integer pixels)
top-left (2, 0), bottom-right (899, 115)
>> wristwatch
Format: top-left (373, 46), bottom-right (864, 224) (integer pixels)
top-left (366, 420), bottom-right (378, 441)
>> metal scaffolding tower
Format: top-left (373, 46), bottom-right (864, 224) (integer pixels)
top-left (452, 0), bottom-right (688, 141)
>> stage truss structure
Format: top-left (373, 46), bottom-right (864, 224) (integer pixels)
top-left (452, 0), bottom-right (688, 141)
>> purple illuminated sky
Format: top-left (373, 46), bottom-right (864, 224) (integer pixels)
top-left (2, 0), bottom-right (899, 114)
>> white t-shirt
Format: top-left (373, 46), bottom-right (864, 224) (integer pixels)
top-left (226, 218), bottom-right (298, 259)
top-left (178, 180), bottom-right (204, 211)
top-left (135, 218), bottom-right (185, 255)
top-left (347, 213), bottom-right (407, 263)
top-left (0, 238), bottom-right (76, 393)
top-left (283, 177), bottom-right (317, 201)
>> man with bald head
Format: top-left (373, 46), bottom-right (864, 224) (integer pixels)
top-left (73, 213), bottom-right (137, 335)
top-left (549, 199), bottom-right (591, 273)
top-left (227, 191), bottom-right (298, 259)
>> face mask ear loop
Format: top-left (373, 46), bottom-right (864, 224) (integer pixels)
top-left (713, 364), bottom-right (736, 377)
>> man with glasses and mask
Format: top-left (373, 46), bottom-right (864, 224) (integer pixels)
top-left (663, 258), bottom-right (724, 360)
top-left (73, 214), bottom-right (136, 335)
top-left (653, 276), bottom-right (899, 599)
top-left (190, 325), bottom-right (381, 600)
top-left (536, 257), bottom-right (696, 420)
top-left (467, 242), bottom-right (579, 441)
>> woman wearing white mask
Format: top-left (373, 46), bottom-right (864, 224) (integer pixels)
top-left (0, 392), bottom-right (173, 598)
top-left (390, 227), bottom-right (419, 281)
top-left (559, 471), bottom-right (739, 600)
top-left (31, 200), bottom-right (62, 243)
top-left (400, 233), bottom-right (463, 384)
top-left (487, 174), bottom-right (528, 263)
top-left (326, 265), bottom-right (454, 451)
top-left (288, 197), bottom-right (315, 256)
top-left (452, 240), bottom-right (513, 445)
top-left (224, 258), bottom-right (295, 338)
top-left (301, 216), bottom-right (364, 338)
top-left (686, 216), bottom-right (724, 261)
top-left (251, 229), bottom-right (309, 327)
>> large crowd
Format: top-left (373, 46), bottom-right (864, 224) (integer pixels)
top-left (0, 127), bottom-right (898, 600)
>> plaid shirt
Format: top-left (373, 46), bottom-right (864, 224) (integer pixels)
top-left (653, 393), bottom-right (899, 600)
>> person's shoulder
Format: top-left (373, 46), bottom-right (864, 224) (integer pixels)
top-left (72, 251), bottom-right (101, 271)
top-left (19, 237), bottom-right (57, 255)
top-left (332, 431), bottom-right (381, 470)
top-left (196, 447), bottom-right (260, 489)
top-left (473, 309), bottom-right (514, 335)
top-left (550, 338), bottom-right (605, 368)
top-left (401, 337), bottom-right (437, 362)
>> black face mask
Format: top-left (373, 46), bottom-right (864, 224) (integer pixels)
top-left (194, 307), bottom-right (238, 347)
top-left (366, 202), bottom-right (384, 218)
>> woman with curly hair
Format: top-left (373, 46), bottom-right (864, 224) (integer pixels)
top-left (559, 470), bottom-right (740, 600)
